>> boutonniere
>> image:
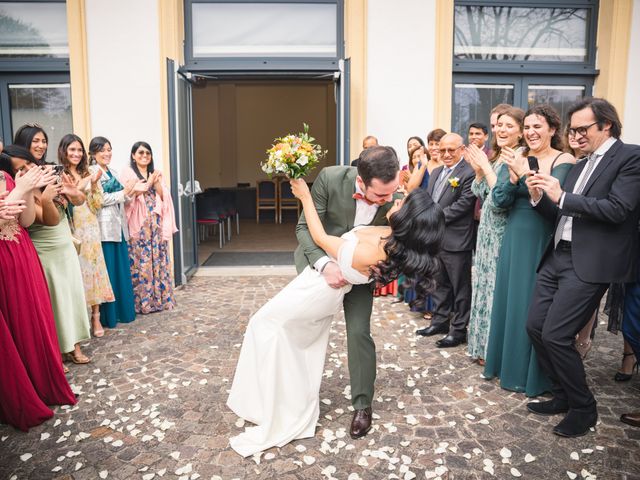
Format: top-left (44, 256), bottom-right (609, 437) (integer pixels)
top-left (448, 177), bottom-right (460, 190)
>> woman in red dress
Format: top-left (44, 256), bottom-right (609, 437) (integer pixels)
top-left (0, 146), bottom-right (77, 431)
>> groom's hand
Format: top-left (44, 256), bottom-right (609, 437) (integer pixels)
top-left (322, 262), bottom-right (348, 289)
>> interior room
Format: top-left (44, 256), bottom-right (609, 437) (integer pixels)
top-left (191, 77), bottom-right (337, 266)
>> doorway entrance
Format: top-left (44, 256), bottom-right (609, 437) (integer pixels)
top-left (191, 76), bottom-right (337, 267)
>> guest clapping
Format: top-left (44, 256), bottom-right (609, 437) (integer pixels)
top-left (60, 134), bottom-right (115, 337)
top-left (0, 148), bottom-right (77, 431)
top-left (89, 137), bottom-right (137, 328)
top-left (484, 105), bottom-right (574, 397)
top-left (122, 142), bottom-right (177, 314)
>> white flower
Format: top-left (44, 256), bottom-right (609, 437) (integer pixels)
top-left (297, 155), bottom-right (309, 166)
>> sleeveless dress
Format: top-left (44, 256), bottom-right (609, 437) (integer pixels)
top-left (483, 158), bottom-right (572, 397)
top-left (28, 204), bottom-right (91, 353)
top-left (0, 173), bottom-right (76, 431)
top-left (227, 227), bottom-right (371, 457)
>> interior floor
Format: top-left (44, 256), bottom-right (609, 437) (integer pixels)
top-left (197, 218), bottom-right (298, 266)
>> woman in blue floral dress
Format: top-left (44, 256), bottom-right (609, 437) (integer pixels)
top-left (122, 141), bottom-right (177, 314)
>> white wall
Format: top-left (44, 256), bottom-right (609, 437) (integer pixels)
top-left (366, 0), bottom-right (437, 167)
top-left (84, 0), bottom-right (164, 172)
top-left (623, 0), bottom-right (640, 145)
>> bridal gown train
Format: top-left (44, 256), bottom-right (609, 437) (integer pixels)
top-left (227, 228), bottom-right (371, 457)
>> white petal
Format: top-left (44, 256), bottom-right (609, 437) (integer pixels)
top-left (20, 453), bottom-right (32, 461)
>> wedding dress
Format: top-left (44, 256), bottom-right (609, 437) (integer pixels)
top-left (227, 227), bottom-right (371, 457)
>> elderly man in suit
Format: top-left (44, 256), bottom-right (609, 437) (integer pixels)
top-left (295, 146), bottom-right (399, 439)
top-left (526, 97), bottom-right (640, 437)
top-left (416, 133), bottom-right (476, 347)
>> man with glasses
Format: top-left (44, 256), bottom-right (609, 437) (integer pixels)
top-left (417, 133), bottom-right (475, 348)
top-left (526, 97), bottom-right (640, 437)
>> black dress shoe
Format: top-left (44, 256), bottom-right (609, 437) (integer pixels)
top-left (553, 409), bottom-right (597, 438)
top-left (527, 398), bottom-right (569, 416)
top-left (416, 324), bottom-right (448, 337)
top-left (435, 334), bottom-right (465, 348)
top-left (621, 411), bottom-right (640, 428)
top-left (350, 407), bottom-right (372, 439)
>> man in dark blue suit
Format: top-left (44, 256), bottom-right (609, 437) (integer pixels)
top-left (526, 97), bottom-right (640, 437)
top-left (416, 133), bottom-right (476, 348)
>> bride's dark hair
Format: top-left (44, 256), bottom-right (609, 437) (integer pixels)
top-left (371, 188), bottom-right (444, 309)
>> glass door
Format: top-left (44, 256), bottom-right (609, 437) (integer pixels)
top-left (167, 59), bottom-right (198, 285)
top-left (335, 58), bottom-right (350, 165)
top-left (452, 76), bottom-right (516, 136)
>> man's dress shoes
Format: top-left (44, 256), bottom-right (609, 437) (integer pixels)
top-left (621, 411), bottom-right (640, 428)
top-left (416, 324), bottom-right (448, 337)
top-left (435, 334), bottom-right (465, 348)
top-left (350, 407), bottom-right (372, 439)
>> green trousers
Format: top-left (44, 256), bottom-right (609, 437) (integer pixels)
top-left (343, 283), bottom-right (376, 409)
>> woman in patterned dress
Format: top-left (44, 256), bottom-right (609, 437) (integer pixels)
top-left (121, 141), bottom-right (177, 314)
top-left (465, 109), bottom-right (523, 364)
top-left (60, 134), bottom-right (115, 337)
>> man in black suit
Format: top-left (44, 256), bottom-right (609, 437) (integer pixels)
top-left (526, 97), bottom-right (640, 437)
top-left (416, 133), bottom-right (476, 347)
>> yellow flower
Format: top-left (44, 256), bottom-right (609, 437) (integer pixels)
top-left (448, 177), bottom-right (460, 188)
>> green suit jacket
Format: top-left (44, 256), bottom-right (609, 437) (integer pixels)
top-left (294, 166), bottom-right (397, 273)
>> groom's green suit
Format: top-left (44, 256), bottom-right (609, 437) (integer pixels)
top-left (294, 165), bottom-right (396, 409)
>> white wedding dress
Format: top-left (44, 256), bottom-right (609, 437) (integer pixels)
top-left (227, 227), bottom-right (371, 457)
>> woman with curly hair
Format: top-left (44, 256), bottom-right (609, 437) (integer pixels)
top-left (227, 174), bottom-right (444, 456)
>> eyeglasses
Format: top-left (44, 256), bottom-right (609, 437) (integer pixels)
top-left (568, 121), bottom-right (598, 138)
top-left (438, 145), bottom-right (463, 156)
top-left (137, 151), bottom-right (152, 156)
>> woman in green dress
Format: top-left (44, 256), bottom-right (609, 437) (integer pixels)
top-left (14, 126), bottom-right (93, 365)
top-left (465, 109), bottom-right (521, 364)
top-left (484, 105), bottom-right (575, 396)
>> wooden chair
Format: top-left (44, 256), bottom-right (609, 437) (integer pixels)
top-left (277, 178), bottom-right (300, 223)
top-left (256, 179), bottom-right (278, 223)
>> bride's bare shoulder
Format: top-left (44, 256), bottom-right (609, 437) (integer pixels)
top-left (352, 238), bottom-right (386, 271)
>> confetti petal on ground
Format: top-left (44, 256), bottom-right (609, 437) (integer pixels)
top-left (511, 468), bottom-right (522, 477)
top-left (303, 456), bottom-right (316, 465)
top-left (567, 472), bottom-right (577, 479)
top-left (500, 447), bottom-right (512, 459)
top-left (570, 452), bottom-right (579, 460)
top-left (525, 454), bottom-right (536, 463)
top-left (20, 453), bottom-right (32, 461)
top-left (99, 471), bottom-right (108, 479)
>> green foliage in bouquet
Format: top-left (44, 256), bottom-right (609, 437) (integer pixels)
top-left (262, 123), bottom-right (327, 179)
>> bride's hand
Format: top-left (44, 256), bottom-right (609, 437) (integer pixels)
top-left (290, 178), bottom-right (311, 200)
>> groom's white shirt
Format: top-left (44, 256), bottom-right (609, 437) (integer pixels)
top-left (313, 180), bottom-right (379, 272)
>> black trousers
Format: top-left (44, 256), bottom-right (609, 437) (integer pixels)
top-left (430, 250), bottom-right (472, 338)
top-left (526, 244), bottom-right (607, 411)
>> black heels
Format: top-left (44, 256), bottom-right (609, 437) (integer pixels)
top-left (614, 352), bottom-right (639, 382)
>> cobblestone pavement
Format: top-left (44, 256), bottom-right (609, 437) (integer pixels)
top-left (1, 276), bottom-right (639, 480)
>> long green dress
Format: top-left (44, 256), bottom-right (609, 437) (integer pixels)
top-left (483, 161), bottom-right (572, 397)
top-left (467, 161), bottom-right (509, 360)
top-left (28, 204), bottom-right (91, 353)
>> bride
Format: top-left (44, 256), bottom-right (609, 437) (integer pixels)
top-left (227, 178), bottom-right (444, 457)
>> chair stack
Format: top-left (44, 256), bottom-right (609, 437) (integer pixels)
top-left (196, 188), bottom-right (240, 248)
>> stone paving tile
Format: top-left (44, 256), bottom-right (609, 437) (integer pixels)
top-left (1, 275), bottom-right (639, 480)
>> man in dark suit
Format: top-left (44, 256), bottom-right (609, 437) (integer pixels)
top-left (295, 146), bottom-right (400, 439)
top-left (416, 133), bottom-right (476, 347)
top-left (526, 97), bottom-right (640, 437)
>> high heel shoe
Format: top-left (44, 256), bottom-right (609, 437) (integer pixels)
top-left (92, 311), bottom-right (104, 338)
top-left (614, 352), bottom-right (638, 382)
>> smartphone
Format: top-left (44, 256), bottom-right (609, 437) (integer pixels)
top-left (527, 156), bottom-right (540, 172)
top-left (53, 165), bottom-right (64, 175)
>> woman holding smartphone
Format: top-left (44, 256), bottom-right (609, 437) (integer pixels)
top-left (484, 104), bottom-right (575, 397)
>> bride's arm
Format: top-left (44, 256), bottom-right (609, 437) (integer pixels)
top-left (290, 179), bottom-right (344, 260)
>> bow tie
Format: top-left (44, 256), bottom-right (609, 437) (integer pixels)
top-left (352, 192), bottom-right (375, 205)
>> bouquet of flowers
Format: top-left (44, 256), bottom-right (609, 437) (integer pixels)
top-left (262, 123), bottom-right (326, 179)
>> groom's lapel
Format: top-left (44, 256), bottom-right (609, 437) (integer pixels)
top-left (341, 168), bottom-right (358, 229)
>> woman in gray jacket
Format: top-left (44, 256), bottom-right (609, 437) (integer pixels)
top-left (89, 137), bottom-right (138, 328)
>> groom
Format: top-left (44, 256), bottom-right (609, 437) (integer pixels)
top-left (294, 146), bottom-right (400, 439)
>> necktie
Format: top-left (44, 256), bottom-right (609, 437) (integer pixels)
top-left (432, 167), bottom-right (451, 201)
top-left (553, 153), bottom-right (598, 247)
top-left (352, 192), bottom-right (374, 205)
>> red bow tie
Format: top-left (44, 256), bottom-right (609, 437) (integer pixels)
top-left (352, 192), bottom-right (375, 205)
